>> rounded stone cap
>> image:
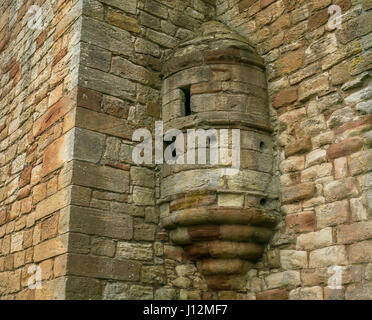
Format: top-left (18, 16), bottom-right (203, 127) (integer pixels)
top-left (162, 21), bottom-right (264, 77)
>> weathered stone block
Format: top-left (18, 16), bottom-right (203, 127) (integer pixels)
top-left (280, 250), bottom-right (308, 269)
top-left (309, 245), bottom-right (348, 268)
top-left (306, 149), bottom-right (327, 167)
top-left (337, 221), bottom-right (372, 244)
top-left (289, 286), bottom-right (323, 300)
top-left (129, 285), bottom-right (153, 300)
top-left (256, 288), bottom-right (288, 300)
top-left (71, 160), bottom-right (129, 193)
top-left (345, 282), bottom-right (372, 300)
top-left (286, 211), bottom-right (315, 233)
top-left (298, 74), bottom-right (329, 101)
top-left (265, 271), bottom-right (301, 289)
top-left (68, 205), bottom-right (133, 240)
top-left (272, 87), bottom-right (298, 109)
top-left (349, 150), bottom-right (372, 176)
top-left (80, 42), bottom-right (111, 72)
top-left (141, 266), bottom-right (166, 285)
top-left (117, 242), bottom-right (153, 261)
top-left (327, 137), bottom-right (364, 159)
top-left (324, 177), bottom-right (359, 202)
top-left (67, 253), bottom-right (140, 281)
top-left (285, 136), bottom-right (311, 157)
top-left (65, 276), bottom-right (103, 300)
top-left (349, 240), bottom-right (372, 263)
top-left (81, 16), bottom-right (133, 56)
top-left (103, 282), bottom-right (129, 300)
top-left (42, 130), bottom-right (74, 177)
top-left (133, 187), bottom-right (155, 205)
top-left (34, 234), bottom-right (68, 262)
top-left (217, 193), bottom-right (244, 207)
top-left (35, 187), bottom-right (70, 220)
top-left (297, 227), bottom-right (333, 250)
top-left (315, 200), bottom-right (349, 228)
top-left (282, 182), bottom-right (315, 204)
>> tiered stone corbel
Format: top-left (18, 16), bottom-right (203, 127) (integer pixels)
top-left (159, 21), bottom-right (280, 291)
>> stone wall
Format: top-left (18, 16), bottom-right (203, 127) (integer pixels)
top-left (217, 0), bottom-right (372, 300)
top-left (0, 0), bottom-right (371, 300)
top-left (0, 0), bottom-right (82, 299)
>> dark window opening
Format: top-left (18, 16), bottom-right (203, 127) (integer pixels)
top-left (259, 141), bottom-right (265, 151)
top-left (260, 198), bottom-right (267, 206)
top-left (181, 86), bottom-right (191, 116)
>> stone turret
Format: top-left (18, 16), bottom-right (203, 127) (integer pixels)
top-left (159, 21), bottom-right (280, 291)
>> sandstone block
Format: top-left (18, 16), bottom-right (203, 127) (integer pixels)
top-left (103, 282), bottom-right (129, 300)
top-left (296, 227), bottom-right (333, 250)
top-left (35, 187), bottom-right (70, 220)
top-left (68, 205), bottom-right (133, 240)
top-left (217, 193), bottom-right (244, 207)
top-left (256, 288), bottom-right (288, 300)
top-left (265, 271), bottom-right (301, 289)
top-left (280, 250), bottom-right (308, 269)
top-left (285, 136), bottom-right (311, 157)
top-left (286, 211), bottom-right (315, 233)
top-left (34, 234), bottom-right (68, 262)
top-left (71, 160), bottom-right (129, 193)
top-left (327, 137), bottom-right (363, 159)
top-left (306, 149), bottom-right (327, 167)
top-left (129, 285), bottom-right (153, 300)
top-left (67, 253), bottom-right (140, 281)
top-left (133, 187), bottom-right (155, 206)
top-left (349, 240), bottom-right (372, 263)
top-left (299, 74), bottom-right (329, 101)
top-left (337, 221), bottom-right (372, 244)
top-left (273, 87), bottom-right (298, 109)
top-left (315, 200), bottom-right (349, 228)
top-left (117, 242), bottom-right (153, 261)
top-left (141, 266), bottom-right (166, 285)
top-left (81, 16), bottom-right (133, 56)
top-left (289, 286), bottom-right (323, 300)
top-left (324, 177), bottom-right (359, 202)
top-left (309, 246), bottom-right (347, 267)
top-left (345, 282), bottom-right (372, 300)
top-left (282, 182), bottom-right (315, 204)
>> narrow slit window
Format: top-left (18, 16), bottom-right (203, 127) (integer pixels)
top-left (181, 86), bottom-right (191, 116)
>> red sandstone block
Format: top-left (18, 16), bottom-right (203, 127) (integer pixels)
top-left (53, 47), bottom-right (68, 66)
top-left (285, 136), bottom-right (312, 157)
top-left (19, 166), bottom-right (32, 188)
top-left (335, 115), bottom-right (372, 135)
top-left (327, 137), bottom-right (363, 159)
top-left (308, 8), bottom-right (329, 31)
top-left (36, 30), bottom-right (47, 50)
top-left (33, 94), bottom-right (74, 137)
top-left (282, 182), bottom-right (315, 204)
top-left (286, 211), bottom-right (315, 233)
top-left (257, 288), bottom-right (289, 300)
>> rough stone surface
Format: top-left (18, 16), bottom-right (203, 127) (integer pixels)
top-left (1, 0), bottom-right (371, 301)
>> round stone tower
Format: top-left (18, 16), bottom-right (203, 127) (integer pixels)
top-left (159, 21), bottom-right (279, 291)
